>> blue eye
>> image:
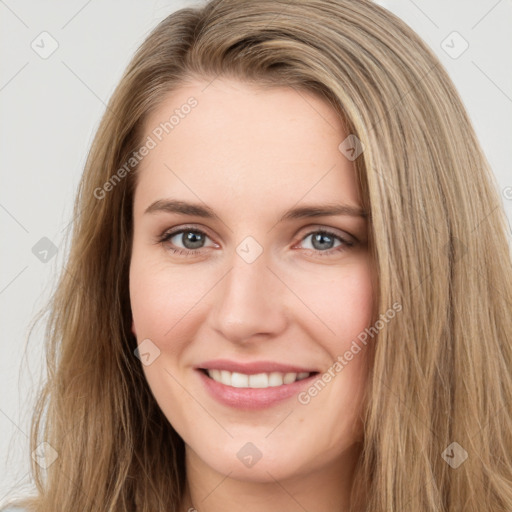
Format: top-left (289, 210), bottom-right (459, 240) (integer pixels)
top-left (158, 228), bottom-right (216, 256)
top-left (299, 230), bottom-right (354, 255)
top-left (157, 227), bottom-right (355, 258)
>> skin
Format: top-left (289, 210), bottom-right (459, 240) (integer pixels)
top-left (129, 77), bottom-right (375, 512)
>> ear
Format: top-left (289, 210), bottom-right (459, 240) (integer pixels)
top-left (131, 319), bottom-right (137, 337)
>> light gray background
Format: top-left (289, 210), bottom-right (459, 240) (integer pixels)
top-left (1, 0), bottom-right (511, 503)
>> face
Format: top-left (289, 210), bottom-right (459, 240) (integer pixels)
top-left (129, 77), bottom-right (375, 484)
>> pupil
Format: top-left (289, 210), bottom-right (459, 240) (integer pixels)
top-left (312, 233), bottom-right (333, 250)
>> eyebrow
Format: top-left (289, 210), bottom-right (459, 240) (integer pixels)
top-left (144, 199), bottom-right (368, 221)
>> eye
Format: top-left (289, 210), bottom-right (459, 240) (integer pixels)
top-left (157, 226), bottom-right (357, 258)
top-left (157, 227), bottom-right (216, 257)
top-left (296, 229), bottom-right (355, 256)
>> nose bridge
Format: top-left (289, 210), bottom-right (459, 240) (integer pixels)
top-left (209, 242), bottom-right (287, 342)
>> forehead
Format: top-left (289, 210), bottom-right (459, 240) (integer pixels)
top-left (134, 78), bottom-right (361, 215)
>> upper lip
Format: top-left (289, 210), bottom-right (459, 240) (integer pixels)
top-left (197, 359), bottom-right (319, 375)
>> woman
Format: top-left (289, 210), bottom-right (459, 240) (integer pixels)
top-left (4, 0), bottom-right (512, 510)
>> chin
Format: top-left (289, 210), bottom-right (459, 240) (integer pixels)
top-left (188, 438), bottom-right (318, 483)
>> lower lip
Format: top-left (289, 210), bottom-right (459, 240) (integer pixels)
top-left (197, 370), bottom-right (318, 410)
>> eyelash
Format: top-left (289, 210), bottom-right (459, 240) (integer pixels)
top-left (156, 225), bottom-right (356, 258)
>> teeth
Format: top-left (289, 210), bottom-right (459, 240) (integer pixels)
top-left (231, 372), bottom-right (249, 388)
top-left (209, 369), bottom-right (221, 382)
top-left (206, 369), bottom-right (312, 388)
top-left (283, 372), bottom-right (297, 384)
top-left (268, 372), bottom-right (284, 386)
top-left (220, 370), bottom-right (231, 386)
top-left (249, 373), bottom-right (268, 388)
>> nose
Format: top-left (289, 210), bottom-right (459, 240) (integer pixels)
top-left (208, 247), bottom-right (288, 344)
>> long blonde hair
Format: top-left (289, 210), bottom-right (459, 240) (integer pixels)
top-left (6, 0), bottom-right (512, 510)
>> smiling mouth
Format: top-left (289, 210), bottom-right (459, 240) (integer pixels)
top-left (200, 369), bottom-right (319, 388)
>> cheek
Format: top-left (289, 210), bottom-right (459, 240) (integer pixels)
top-left (129, 257), bottom-right (203, 434)
top-left (288, 261), bottom-right (373, 445)
top-left (285, 256), bottom-right (375, 346)
top-left (333, 264), bottom-right (374, 340)
top-left (129, 254), bottom-right (211, 342)
top-left (130, 269), bottom-right (173, 343)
